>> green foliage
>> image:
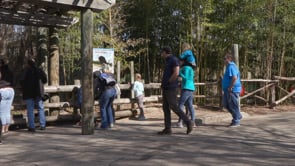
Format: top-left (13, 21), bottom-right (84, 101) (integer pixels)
top-left (56, 0), bottom-right (295, 83)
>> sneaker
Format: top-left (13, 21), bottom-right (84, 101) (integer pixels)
top-left (109, 123), bottom-right (114, 128)
top-left (186, 121), bottom-right (193, 134)
top-left (229, 123), bottom-right (240, 127)
top-left (0, 140), bottom-right (2, 145)
top-left (28, 128), bottom-right (36, 132)
top-left (40, 127), bottom-right (46, 130)
top-left (138, 116), bottom-right (146, 121)
top-left (193, 123), bottom-right (197, 128)
top-left (177, 122), bottom-right (184, 128)
top-left (157, 128), bottom-right (172, 135)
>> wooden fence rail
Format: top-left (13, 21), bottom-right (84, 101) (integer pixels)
top-left (10, 77), bottom-right (295, 126)
top-left (12, 77), bottom-right (295, 111)
top-left (39, 79), bottom-right (281, 108)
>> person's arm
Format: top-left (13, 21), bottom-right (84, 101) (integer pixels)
top-left (227, 65), bottom-right (238, 91)
top-left (169, 66), bottom-right (179, 83)
top-left (180, 51), bottom-right (188, 60)
top-left (228, 76), bottom-right (237, 92)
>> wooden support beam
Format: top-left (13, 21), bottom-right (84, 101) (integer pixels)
top-left (273, 76), bottom-right (295, 81)
top-left (81, 8), bottom-right (94, 135)
top-left (17, 0), bottom-right (116, 11)
top-left (274, 90), bottom-right (295, 106)
top-left (0, 8), bottom-right (76, 28)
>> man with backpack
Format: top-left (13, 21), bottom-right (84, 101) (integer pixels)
top-left (94, 69), bottom-right (117, 130)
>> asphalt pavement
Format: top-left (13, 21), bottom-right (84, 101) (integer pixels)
top-left (0, 109), bottom-right (294, 166)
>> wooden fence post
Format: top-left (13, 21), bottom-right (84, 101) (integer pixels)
top-left (116, 61), bottom-right (121, 112)
top-left (269, 83), bottom-right (276, 109)
top-left (81, 9), bottom-right (94, 135)
top-left (219, 77), bottom-right (223, 110)
top-left (130, 61), bottom-right (135, 110)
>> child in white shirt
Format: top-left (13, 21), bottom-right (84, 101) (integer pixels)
top-left (132, 73), bottom-right (145, 120)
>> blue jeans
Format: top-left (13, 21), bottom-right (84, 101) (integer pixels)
top-left (0, 88), bottom-right (14, 125)
top-left (26, 98), bottom-right (46, 129)
top-left (99, 88), bottom-right (116, 129)
top-left (179, 89), bottom-right (195, 122)
top-left (222, 91), bottom-right (242, 124)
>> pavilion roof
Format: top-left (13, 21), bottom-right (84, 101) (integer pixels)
top-left (0, 0), bottom-right (115, 28)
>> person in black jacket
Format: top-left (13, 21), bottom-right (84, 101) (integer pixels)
top-left (0, 59), bottom-right (14, 86)
top-left (20, 59), bottom-right (47, 132)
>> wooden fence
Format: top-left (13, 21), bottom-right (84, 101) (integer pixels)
top-left (40, 76), bottom-right (295, 109)
top-left (10, 76), bottom-right (295, 125)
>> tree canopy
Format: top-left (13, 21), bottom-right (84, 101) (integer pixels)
top-left (1, 0), bottom-right (295, 85)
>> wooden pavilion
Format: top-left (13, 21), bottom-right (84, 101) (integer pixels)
top-left (0, 0), bottom-right (116, 134)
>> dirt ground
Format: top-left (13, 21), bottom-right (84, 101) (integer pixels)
top-left (240, 104), bottom-right (295, 115)
top-left (143, 102), bottom-right (295, 117)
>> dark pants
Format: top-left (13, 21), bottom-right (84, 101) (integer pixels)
top-left (162, 89), bottom-right (190, 129)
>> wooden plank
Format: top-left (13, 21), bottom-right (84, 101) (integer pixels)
top-left (274, 90), bottom-right (295, 105)
top-left (273, 76), bottom-right (295, 81)
top-left (19, 0), bottom-right (116, 11)
top-left (241, 79), bottom-right (277, 83)
top-left (0, 8), bottom-right (76, 28)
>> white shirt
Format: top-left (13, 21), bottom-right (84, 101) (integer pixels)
top-left (133, 81), bottom-right (144, 97)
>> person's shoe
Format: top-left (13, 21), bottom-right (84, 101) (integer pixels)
top-left (157, 128), bottom-right (172, 135)
top-left (99, 127), bottom-right (109, 130)
top-left (109, 123), bottom-right (114, 128)
top-left (229, 123), bottom-right (240, 127)
top-left (193, 122), bottom-right (197, 128)
top-left (28, 128), bottom-right (36, 132)
top-left (138, 116), bottom-right (146, 121)
top-left (186, 121), bottom-right (193, 134)
top-left (177, 122), bottom-right (184, 128)
top-left (0, 140), bottom-right (2, 145)
top-left (40, 126), bottom-right (46, 130)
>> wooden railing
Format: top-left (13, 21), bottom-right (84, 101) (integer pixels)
top-left (12, 77), bottom-right (295, 111)
top-left (10, 77), bottom-right (295, 126)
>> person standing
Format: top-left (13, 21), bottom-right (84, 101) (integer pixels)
top-left (132, 73), bottom-right (145, 120)
top-left (176, 58), bottom-right (196, 128)
top-left (20, 59), bottom-right (47, 132)
top-left (0, 78), bottom-right (14, 136)
top-left (158, 46), bottom-right (193, 135)
top-left (222, 52), bottom-right (242, 127)
top-left (0, 59), bottom-right (15, 136)
top-left (94, 70), bottom-right (117, 129)
top-left (0, 59), bottom-right (14, 86)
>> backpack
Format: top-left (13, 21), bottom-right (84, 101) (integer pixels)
top-left (99, 73), bottom-right (116, 86)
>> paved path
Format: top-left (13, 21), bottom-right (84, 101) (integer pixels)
top-left (0, 109), bottom-right (294, 166)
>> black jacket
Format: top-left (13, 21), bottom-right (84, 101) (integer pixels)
top-left (20, 67), bottom-right (47, 100)
top-left (0, 64), bottom-right (14, 87)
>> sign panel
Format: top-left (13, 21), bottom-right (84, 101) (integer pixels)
top-left (93, 48), bottom-right (114, 73)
